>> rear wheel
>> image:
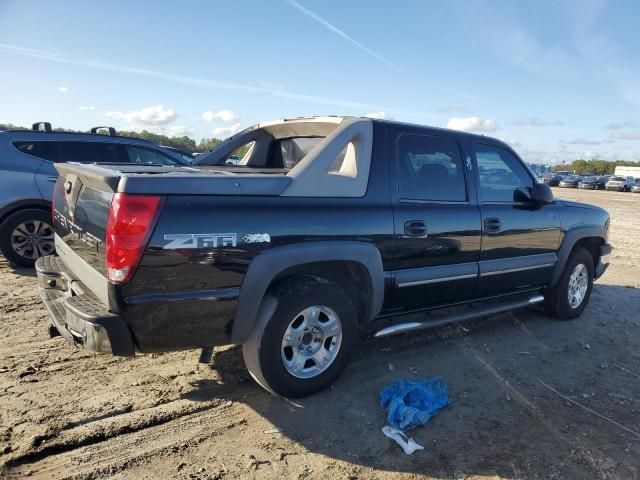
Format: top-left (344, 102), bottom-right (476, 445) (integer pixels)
top-left (242, 277), bottom-right (357, 398)
top-left (544, 248), bottom-right (594, 320)
top-left (0, 209), bottom-right (55, 268)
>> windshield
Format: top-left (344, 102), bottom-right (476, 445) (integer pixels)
top-left (610, 176), bottom-right (625, 181)
top-left (581, 176), bottom-right (595, 181)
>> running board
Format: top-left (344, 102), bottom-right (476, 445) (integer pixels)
top-left (374, 294), bottom-right (545, 338)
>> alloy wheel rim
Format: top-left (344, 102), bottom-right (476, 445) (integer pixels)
top-left (567, 263), bottom-right (588, 309)
top-left (281, 305), bottom-right (342, 379)
top-left (10, 220), bottom-right (55, 260)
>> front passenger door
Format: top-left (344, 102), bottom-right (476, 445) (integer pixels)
top-left (473, 142), bottom-right (560, 297)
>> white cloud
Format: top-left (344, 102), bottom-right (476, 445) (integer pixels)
top-left (202, 109), bottom-right (238, 123)
top-left (78, 105), bottom-right (96, 111)
top-left (105, 105), bottom-right (177, 126)
top-left (513, 116), bottom-right (564, 127)
top-left (499, 138), bottom-right (523, 149)
top-left (446, 117), bottom-right (497, 133)
top-left (58, 86), bottom-right (69, 93)
top-left (364, 112), bottom-right (387, 119)
top-left (610, 131), bottom-right (640, 141)
top-left (167, 125), bottom-right (191, 137)
top-left (212, 123), bottom-right (242, 138)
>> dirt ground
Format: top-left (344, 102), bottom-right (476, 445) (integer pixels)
top-left (1, 188), bottom-right (639, 480)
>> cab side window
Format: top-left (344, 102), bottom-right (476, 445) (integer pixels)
top-left (123, 145), bottom-right (179, 165)
top-left (13, 141), bottom-right (59, 161)
top-left (475, 145), bottom-right (533, 202)
top-left (396, 134), bottom-right (466, 202)
top-left (59, 142), bottom-right (95, 163)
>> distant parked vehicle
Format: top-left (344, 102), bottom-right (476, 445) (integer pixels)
top-left (605, 176), bottom-right (634, 192)
top-left (225, 155), bottom-right (242, 166)
top-left (578, 176), bottom-right (606, 190)
top-left (555, 170), bottom-right (572, 178)
top-left (540, 174), bottom-right (562, 186)
top-left (558, 175), bottom-right (581, 188)
top-left (0, 123), bottom-right (188, 267)
top-left (631, 179), bottom-right (640, 193)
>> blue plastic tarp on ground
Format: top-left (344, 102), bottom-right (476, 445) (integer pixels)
top-left (379, 378), bottom-right (451, 431)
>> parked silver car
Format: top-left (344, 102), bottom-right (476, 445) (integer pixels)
top-left (0, 123), bottom-right (187, 267)
top-left (605, 175), bottom-right (635, 192)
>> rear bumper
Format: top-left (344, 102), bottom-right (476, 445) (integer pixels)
top-left (595, 244), bottom-right (612, 279)
top-left (606, 186), bottom-right (625, 191)
top-left (36, 255), bottom-right (136, 356)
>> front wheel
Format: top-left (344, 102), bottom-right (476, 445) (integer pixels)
top-left (0, 209), bottom-right (55, 268)
top-left (544, 248), bottom-right (594, 320)
top-left (242, 277), bottom-right (357, 398)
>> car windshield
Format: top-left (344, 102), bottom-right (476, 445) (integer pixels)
top-left (610, 176), bottom-right (625, 181)
top-left (565, 176), bottom-right (579, 181)
top-left (581, 176), bottom-right (596, 181)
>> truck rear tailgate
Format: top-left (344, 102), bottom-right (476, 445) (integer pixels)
top-left (52, 162), bottom-right (291, 300)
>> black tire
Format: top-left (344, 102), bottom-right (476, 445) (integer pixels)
top-left (544, 248), bottom-right (594, 320)
top-left (242, 276), bottom-right (357, 398)
top-left (0, 209), bottom-right (55, 268)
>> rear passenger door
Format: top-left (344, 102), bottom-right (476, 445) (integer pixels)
top-left (388, 127), bottom-right (481, 311)
top-left (472, 141), bottom-right (561, 297)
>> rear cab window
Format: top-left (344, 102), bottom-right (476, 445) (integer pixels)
top-left (395, 134), bottom-right (467, 202)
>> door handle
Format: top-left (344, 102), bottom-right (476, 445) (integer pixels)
top-left (484, 217), bottom-right (501, 232)
top-left (404, 220), bottom-right (427, 237)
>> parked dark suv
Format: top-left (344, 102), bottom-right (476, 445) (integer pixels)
top-left (0, 123), bottom-right (187, 267)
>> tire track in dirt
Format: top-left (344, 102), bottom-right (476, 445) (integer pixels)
top-left (2, 397), bottom-right (246, 479)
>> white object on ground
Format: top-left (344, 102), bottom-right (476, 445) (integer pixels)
top-left (381, 426), bottom-right (424, 455)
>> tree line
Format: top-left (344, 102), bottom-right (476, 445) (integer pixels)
top-left (551, 159), bottom-right (640, 176)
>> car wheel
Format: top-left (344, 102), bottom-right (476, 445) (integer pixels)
top-left (242, 276), bottom-right (357, 398)
top-left (544, 248), bottom-right (594, 320)
top-left (0, 209), bottom-right (55, 268)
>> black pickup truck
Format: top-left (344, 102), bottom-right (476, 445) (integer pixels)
top-left (36, 116), bottom-right (612, 397)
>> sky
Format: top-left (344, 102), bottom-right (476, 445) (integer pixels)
top-left (1, 0), bottom-right (639, 164)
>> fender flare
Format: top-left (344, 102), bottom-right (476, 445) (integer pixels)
top-left (231, 241), bottom-right (385, 344)
top-left (550, 225), bottom-right (606, 286)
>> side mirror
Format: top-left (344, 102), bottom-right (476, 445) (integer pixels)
top-left (532, 183), bottom-right (554, 204)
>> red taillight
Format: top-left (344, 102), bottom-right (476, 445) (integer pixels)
top-left (105, 193), bottom-right (162, 284)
